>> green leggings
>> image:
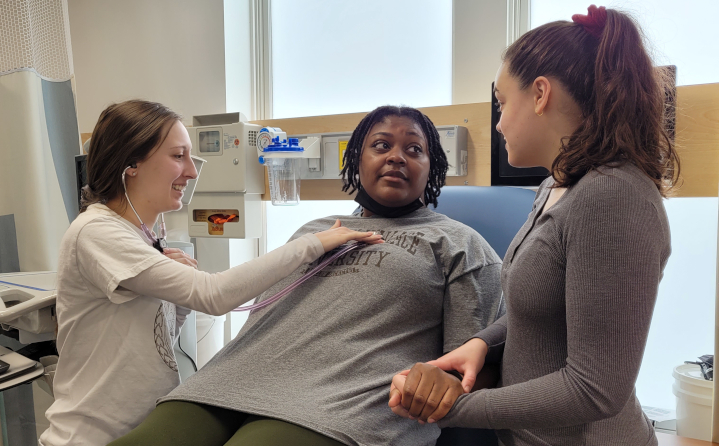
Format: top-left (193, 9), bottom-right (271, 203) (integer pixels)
top-left (107, 401), bottom-right (345, 446)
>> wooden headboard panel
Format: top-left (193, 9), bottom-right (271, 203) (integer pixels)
top-left (80, 83), bottom-right (718, 199)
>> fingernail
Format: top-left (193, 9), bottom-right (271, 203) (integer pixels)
top-left (418, 420), bottom-right (425, 425)
top-left (409, 416), bottom-right (416, 420)
top-left (428, 418), bottom-right (436, 424)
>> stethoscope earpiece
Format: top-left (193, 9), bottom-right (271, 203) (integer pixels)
top-left (120, 165), bottom-right (166, 253)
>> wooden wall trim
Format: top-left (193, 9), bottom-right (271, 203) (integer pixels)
top-left (252, 83), bottom-right (718, 199)
top-left (81, 83), bottom-right (718, 199)
top-left (674, 83), bottom-right (719, 197)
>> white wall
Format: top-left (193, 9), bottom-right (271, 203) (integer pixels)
top-left (452, 0), bottom-right (507, 104)
top-left (68, 0), bottom-right (227, 132)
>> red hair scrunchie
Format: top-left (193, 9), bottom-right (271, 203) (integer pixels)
top-left (572, 5), bottom-right (607, 38)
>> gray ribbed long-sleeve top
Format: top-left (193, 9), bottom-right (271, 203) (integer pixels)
top-left (438, 164), bottom-right (670, 446)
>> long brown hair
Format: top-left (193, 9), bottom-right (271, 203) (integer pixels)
top-left (80, 100), bottom-right (182, 212)
top-left (503, 7), bottom-right (680, 196)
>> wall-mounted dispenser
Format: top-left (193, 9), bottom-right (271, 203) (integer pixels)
top-left (187, 113), bottom-right (265, 238)
top-left (256, 127), bottom-right (320, 206)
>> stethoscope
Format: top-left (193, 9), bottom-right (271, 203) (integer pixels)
top-left (233, 241), bottom-right (366, 314)
top-left (122, 165), bottom-right (168, 253)
top-left (121, 165), bottom-right (368, 313)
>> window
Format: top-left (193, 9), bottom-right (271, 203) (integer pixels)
top-left (638, 198), bottom-right (717, 410)
top-left (270, 0), bottom-right (452, 119)
top-left (266, 0), bottom-right (453, 253)
top-left (530, 0), bottom-right (719, 86)
top-left (266, 200), bottom-right (360, 251)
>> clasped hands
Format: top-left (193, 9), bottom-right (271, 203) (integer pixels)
top-left (388, 338), bottom-right (489, 425)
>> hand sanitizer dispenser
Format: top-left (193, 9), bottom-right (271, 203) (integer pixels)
top-left (187, 113), bottom-right (265, 238)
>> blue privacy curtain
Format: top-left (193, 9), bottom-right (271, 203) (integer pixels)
top-left (0, 0), bottom-right (81, 274)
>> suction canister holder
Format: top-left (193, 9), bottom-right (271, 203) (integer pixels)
top-left (257, 127), bottom-right (320, 206)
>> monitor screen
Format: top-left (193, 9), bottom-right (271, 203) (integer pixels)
top-left (75, 154), bottom-right (87, 210)
top-left (198, 130), bottom-right (221, 153)
top-left (490, 65), bottom-right (676, 187)
top-left (490, 82), bottom-right (549, 187)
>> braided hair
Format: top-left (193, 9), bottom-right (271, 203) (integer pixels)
top-left (340, 106), bottom-right (448, 208)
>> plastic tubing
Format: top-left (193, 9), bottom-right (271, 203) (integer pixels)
top-left (232, 242), bottom-right (365, 313)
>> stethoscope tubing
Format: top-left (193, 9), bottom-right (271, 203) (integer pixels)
top-left (233, 242), bottom-right (366, 314)
top-left (121, 166), bottom-right (167, 252)
top-left (121, 167), bottom-right (364, 312)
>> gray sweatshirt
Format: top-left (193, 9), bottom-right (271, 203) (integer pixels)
top-left (160, 207), bottom-right (503, 446)
top-left (438, 164), bottom-right (670, 446)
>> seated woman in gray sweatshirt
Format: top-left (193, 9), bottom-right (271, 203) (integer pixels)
top-left (109, 105), bottom-right (503, 446)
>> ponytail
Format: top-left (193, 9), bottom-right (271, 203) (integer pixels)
top-left (503, 5), bottom-right (680, 196)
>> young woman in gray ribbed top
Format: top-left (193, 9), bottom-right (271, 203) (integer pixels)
top-left (390, 5), bottom-right (681, 446)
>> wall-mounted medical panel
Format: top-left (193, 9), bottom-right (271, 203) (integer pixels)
top-left (186, 114), bottom-right (265, 238)
top-left (288, 132), bottom-right (351, 180)
top-left (436, 125), bottom-right (468, 177)
top-left (187, 193), bottom-right (261, 239)
top-left (290, 125), bottom-right (468, 180)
